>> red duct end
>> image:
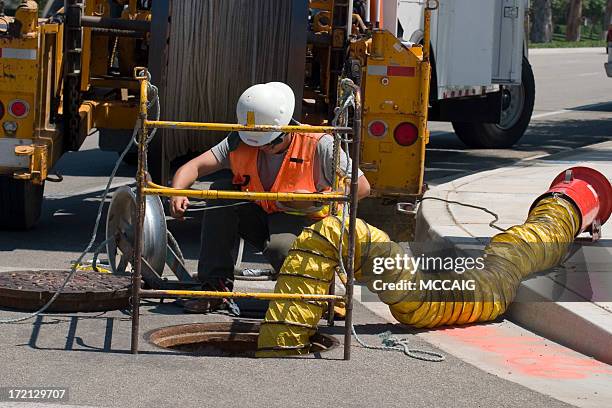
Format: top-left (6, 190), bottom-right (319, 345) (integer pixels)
top-left (532, 167), bottom-right (612, 237)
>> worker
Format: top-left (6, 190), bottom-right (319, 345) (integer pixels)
top-left (169, 82), bottom-right (370, 313)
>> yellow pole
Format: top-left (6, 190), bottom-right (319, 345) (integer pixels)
top-left (131, 70), bottom-right (150, 354)
top-left (144, 120), bottom-right (352, 135)
top-left (423, 3), bottom-right (433, 63)
top-left (140, 289), bottom-right (344, 301)
top-left (417, 2), bottom-right (436, 194)
top-left (143, 186), bottom-right (349, 202)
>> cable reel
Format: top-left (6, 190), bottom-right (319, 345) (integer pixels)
top-left (105, 186), bottom-right (196, 288)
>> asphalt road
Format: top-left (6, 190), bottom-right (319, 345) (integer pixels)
top-left (0, 301), bottom-right (573, 408)
top-left (0, 48), bottom-right (610, 408)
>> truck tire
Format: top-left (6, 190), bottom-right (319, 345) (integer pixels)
top-left (0, 176), bottom-right (44, 230)
top-left (452, 57), bottom-right (535, 149)
top-left (118, 151), bottom-right (139, 166)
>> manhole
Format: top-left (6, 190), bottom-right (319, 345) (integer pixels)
top-left (0, 270), bottom-right (131, 312)
top-left (146, 321), bottom-right (339, 357)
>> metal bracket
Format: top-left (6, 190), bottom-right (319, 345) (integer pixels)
top-left (13, 144), bottom-right (48, 185)
top-left (426, 0), bottom-right (440, 11)
top-left (133, 66), bottom-right (149, 80)
top-left (397, 202), bottom-right (419, 216)
top-left (564, 169), bottom-right (573, 183)
top-left (117, 237), bottom-right (199, 290)
top-left (590, 219), bottom-right (601, 242)
top-left (504, 6), bottom-right (519, 19)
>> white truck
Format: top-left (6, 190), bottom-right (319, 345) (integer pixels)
top-left (386, 0), bottom-right (535, 148)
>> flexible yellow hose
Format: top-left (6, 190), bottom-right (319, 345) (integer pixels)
top-left (257, 196), bottom-right (580, 356)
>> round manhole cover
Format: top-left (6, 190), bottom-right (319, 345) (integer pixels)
top-left (0, 270), bottom-right (132, 312)
top-left (146, 321), bottom-right (339, 357)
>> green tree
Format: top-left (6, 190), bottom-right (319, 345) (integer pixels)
top-left (531, 0), bottom-right (554, 42)
top-left (606, 0), bottom-right (612, 39)
top-left (566, 0), bottom-right (583, 41)
top-left (552, 0), bottom-right (569, 26)
top-left (583, 0), bottom-right (606, 28)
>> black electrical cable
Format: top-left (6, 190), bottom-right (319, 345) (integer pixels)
top-left (417, 197), bottom-right (507, 232)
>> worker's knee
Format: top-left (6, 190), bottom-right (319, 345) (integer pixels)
top-left (266, 235), bottom-right (294, 257)
top-left (264, 233), bottom-right (298, 272)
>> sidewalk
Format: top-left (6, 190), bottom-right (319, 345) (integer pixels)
top-left (415, 140), bottom-right (612, 365)
top-left (529, 47), bottom-right (606, 55)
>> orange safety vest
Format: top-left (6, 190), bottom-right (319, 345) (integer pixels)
top-left (229, 133), bottom-right (333, 218)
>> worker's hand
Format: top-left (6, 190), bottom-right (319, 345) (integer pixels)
top-left (170, 196), bottom-right (190, 219)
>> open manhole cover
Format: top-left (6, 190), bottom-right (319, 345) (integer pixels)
top-left (0, 270), bottom-right (131, 312)
top-left (146, 321), bottom-right (339, 357)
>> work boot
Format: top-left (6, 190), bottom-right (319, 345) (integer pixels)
top-left (183, 298), bottom-right (225, 314)
top-left (181, 278), bottom-right (234, 314)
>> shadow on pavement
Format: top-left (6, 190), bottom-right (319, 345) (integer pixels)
top-left (426, 116), bottom-right (612, 184)
top-left (0, 189), bottom-right (119, 254)
top-left (53, 150), bottom-right (136, 178)
top-left (19, 314), bottom-right (358, 360)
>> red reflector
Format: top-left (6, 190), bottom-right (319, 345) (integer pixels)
top-left (9, 100), bottom-right (28, 118)
top-left (387, 66), bottom-right (416, 77)
top-left (394, 123), bottom-right (419, 146)
top-left (368, 120), bottom-right (387, 137)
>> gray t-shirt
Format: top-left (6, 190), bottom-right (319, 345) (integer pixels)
top-left (211, 132), bottom-right (363, 191)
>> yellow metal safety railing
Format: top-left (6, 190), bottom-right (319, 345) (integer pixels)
top-left (129, 68), bottom-right (362, 360)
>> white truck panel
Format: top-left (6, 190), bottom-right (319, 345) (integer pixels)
top-left (398, 0), bottom-right (425, 42)
top-left (397, 0), bottom-right (526, 98)
top-left (491, 0), bottom-right (525, 84)
top-left (434, 0), bottom-right (495, 88)
top-left (382, 1), bottom-right (399, 36)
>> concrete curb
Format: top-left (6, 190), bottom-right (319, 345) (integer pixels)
top-left (415, 141), bottom-right (612, 365)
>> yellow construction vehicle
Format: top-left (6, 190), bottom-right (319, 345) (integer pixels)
top-left (0, 0), bottom-right (432, 232)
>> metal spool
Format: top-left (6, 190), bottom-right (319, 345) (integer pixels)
top-left (147, 0), bottom-right (308, 183)
top-left (106, 186), bottom-right (168, 276)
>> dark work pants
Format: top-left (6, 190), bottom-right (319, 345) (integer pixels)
top-left (198, 179), bottom-right (313, 287)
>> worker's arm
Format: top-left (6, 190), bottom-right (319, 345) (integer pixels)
top-left (357, 174), bottom-right (371, 200)
top-left (320, 134), bottom-right (369, 200)
top-left (169, 150), bottom-right (223, 219)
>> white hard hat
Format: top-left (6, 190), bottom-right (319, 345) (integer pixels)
top-left (236, 82), bottom-right (296, 147)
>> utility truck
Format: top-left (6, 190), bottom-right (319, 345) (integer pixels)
top-left (396, 0), bottom-right (535, 148)
top-left (0, 0), bottom-right (534, 231)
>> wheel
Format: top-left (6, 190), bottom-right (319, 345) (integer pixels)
top-left (106, 186), bottom-right (167, 276)
top-left (119, 151), bottom-right (139, 166)
top-left (452, 57), bottom-right (535, 149)
top-left (0, 176), bottom-right (44, 230)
